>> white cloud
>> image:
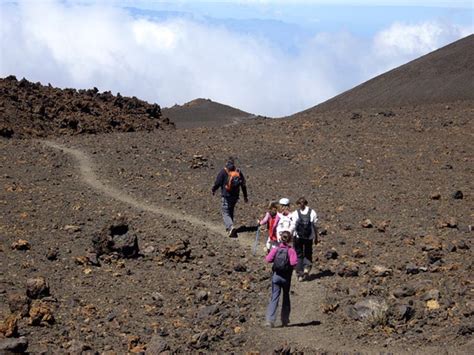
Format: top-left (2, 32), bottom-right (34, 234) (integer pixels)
top-left (0, 1), bottom-right (471, 116)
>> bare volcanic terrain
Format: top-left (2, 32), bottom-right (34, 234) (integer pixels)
top-left (0, 76), bottom-right (174, 139)
top-left (162, 98), bottom-right (258, 129)
top-left (1, 37), bottom-right (474, 354)
top-left (307, 34), bottom-right (474, 113)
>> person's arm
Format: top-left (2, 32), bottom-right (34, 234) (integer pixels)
top-left (211, 169), bottom-right (225, 194)
top-left (288, 248), bottom-right (298, 267)
top-left (311, 209), bottom-right (319, 244)
top-left (240, 170), bottom-right (248, 202)
top-left (265, 247), bottom-right (277, 263)
top-left (259, 212), bottom-right (270, 225)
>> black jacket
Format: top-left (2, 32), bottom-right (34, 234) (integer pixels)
top-left (212, 168), bottom-right (248, 199)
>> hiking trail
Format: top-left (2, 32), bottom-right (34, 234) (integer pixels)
top-left (41, 140), bottom-right (333, 352)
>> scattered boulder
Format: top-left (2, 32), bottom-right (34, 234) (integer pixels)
top-left (361, 219), bottom-right (373, 228)
top-left (196, 291), bottom-right (208, 303)
top-left (391, 304), bottom-right (414, 322)
top-left (421, 235), bottom-right (442, 251)
top-left (372, 265), bottom-right (393, 277)
top-left (190, 155), bottom-right (208, 169)
top-left (337, 262), bottom-right (359, 277)
top-left (92, 219), bottom-right (139, 258)
top-left (162, 240), bottom-right (191, 262)
top-left (26, 277), bottom-right (50, 299)
top-left (29, 300), bottom-right (55, 326)
top-left (197, 305), bottom-right (219, 320)
top-left (146, 334), bottom-right (170, 354)
top-left (324, 249), bottom-right (339, 260)
top-left (347, 298), bottom-right (389, 327)
top-left (0, 314), bottom-right (18, 337)
top-left (66, 340), bottom-right (92, 355)
top-left (8, 293), bottom-right (31, 317)
top-left (452, 190), bottom-right (463, 199)
top-left (46, 247), bottom-right (59, 261)
top-left (377, 220), bottom-right (390, 232)
top-left (0, 337), bottom-right (28, 353)
top-left (11, 239), bottom-right (30, 251)
top-left (430, 192), bottom-right (441, 200)
top-left (427, 250), bottom-right (444, 264)
top-left (392, 286), bottom-right (416, 298)
top-left (423, 289), bottom-right (440, 301)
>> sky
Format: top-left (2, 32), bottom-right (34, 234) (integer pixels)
top-left (0, 1), bottom-right (472, 117)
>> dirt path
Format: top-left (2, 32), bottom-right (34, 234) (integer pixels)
top-left (40, 140), bottom-right (335, 352)
top-left (42, 140), bottom-right (225, 237)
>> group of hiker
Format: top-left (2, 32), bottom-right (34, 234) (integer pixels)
top-left (212, 157), bottom-right (319, 328)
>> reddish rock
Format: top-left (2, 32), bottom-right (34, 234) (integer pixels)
top-left (26, 277), bottom-right (50, 299)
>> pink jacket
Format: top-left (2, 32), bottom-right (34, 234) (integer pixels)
top-left (265, 243), bottom-right (298, 266)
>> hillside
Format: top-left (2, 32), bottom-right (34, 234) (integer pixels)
top-left (304, 34), bottom-right (474, 113)
top-left (162, 98), bottom-right (257, 128)
top-left (0, 76), bottom-right (174, 138)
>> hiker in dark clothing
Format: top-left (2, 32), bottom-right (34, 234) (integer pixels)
top-left (212, 157), bottom-right (248, 237)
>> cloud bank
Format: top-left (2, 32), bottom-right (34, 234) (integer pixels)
top-left (0, 1), bottom-right (471, 116)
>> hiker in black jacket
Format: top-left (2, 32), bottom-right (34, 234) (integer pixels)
top-left (212, 157), bottom-right (248, 237)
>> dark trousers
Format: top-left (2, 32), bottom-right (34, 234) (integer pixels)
top-left (266, 272), bottom-right (292, 324)
top-left (294, 237), bottom-right (313, 276)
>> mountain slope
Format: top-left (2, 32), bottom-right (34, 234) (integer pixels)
top-left (306, 34), bottom-right (474, 112)
top-left (162, 98), bottom-right (256, 128)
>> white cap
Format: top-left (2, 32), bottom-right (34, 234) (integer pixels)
top-left (279, 198), bottom-right (290, 206)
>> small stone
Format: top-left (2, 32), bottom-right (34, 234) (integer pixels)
top-left (29, 300), bottom-right (55, 325)
top-left (406, 264), bottom-right (420, 274)
top-left (233, 263), bottom-right (247, 272)
top-left (64, 225), bottom-right (82, 233)
top-left (11, 239), bottom-right (30, 251)
top-left (430, 193), bottom-right (441, 200)
top-left (0, 337), bottom-right (28, 353)
top-left (393, 286), bottom-right (415, 298)
top-left (196, 291), bottom-right (208, 302)
top-left (146, 335), bottom-right (170, 354)
top-left (26, 277), bottom-right (50, 299)
top-left (337, 262), bottom-right (359, 277)
top-left (143, 245), bottom-right (156, 255)
top-left (361, 219), bottom-right (373, 228)
top-left (324, 249), bottom-right (338, 260)
top-left (8, 293), bottom-right (31, 317)
top-left (426, 299), bottom-right (440, 310)
top-left (46, 248), bottom-right (59, 261)
top-left (372, 265), bottom-right (393, 277)
top-left (0, 314), bottom-right (18, 337)
top-left (377, 220), bottom-right (390, 232)
top-left (423, 289), bottom-right (440, 301)
top-left (352, 248), bottom-right (365, 258)
top-left (452, 190), bottom-right (463, 199)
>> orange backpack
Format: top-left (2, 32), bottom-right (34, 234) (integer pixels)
top-left (225, 168), bottom-right (242, 192)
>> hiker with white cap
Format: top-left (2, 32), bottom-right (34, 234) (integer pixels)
top-left (276, 198), bottom-right (295, 241)
top-left (211, 157), bottom-right (248, 237)
top-left (292, 197), bottom-right (318, 281)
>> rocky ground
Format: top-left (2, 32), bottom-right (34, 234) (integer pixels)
top-left (0, 76), bottom-right (174, 139)
top-left (1, 99), bottom-right (473, 353)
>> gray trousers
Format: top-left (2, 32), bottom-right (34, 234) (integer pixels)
top-left (266, 272), bottom-right (292, 324)
top-left (221, 196), bottom-right (238, 231)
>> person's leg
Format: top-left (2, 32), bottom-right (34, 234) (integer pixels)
top-left (303, 239), bottom-right (313, 275)
top-left (266, 274), bottom-right (283, 326)
top-left (293, 238), bottom-right (304, 279)
top-left (281, 274), bottom-right (292, 326)
top-left (221, 197), bottom-right (233, 231)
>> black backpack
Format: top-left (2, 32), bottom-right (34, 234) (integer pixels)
top-left (296, 209), bottom-right (313, 239)
top-left (272, 247), bottom-right (291, 273)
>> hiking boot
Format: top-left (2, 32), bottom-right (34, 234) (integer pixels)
top-left (297, 275), bottom-right (304, 282)
top-left (228, 227), bottom-right (237, 238)
top-left (281, 320), bottom-right (290, 327)
top-left (264, 321), bottom-right (274, 328)
top-left (304, 267), bottom-right (311, 276)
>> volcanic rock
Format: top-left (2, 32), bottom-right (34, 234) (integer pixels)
top-left (0, 337), bottom-right (28, 353)
top-left (162, 240), bottom-right (191, 262)
top-left (92, 219), bottom-right (139, 258)
top-left (0, 314), bottom-right (18, 337)
top-left (337, 262), bottom-right (359, 277)
top-left (361, 219), bottom-right (373, 228)
top-left (324, 249), bottom-right (339, 260)
top-left (372, 265), bottom-right (393, 277)
top-left (146, 334), bottom-right (170, 354)
top-left (11, 239), bottom-right (30, 250)
top-left (392, 286), bottom-right (416, 298)
top-left (29, 300), bottom-right (55, 326)
top-left (452, 190), bottom-right (463, 199)
top-left (26, 277), bottom-right (50, 299)
top-left (8, 293), bottom-right (31, 317)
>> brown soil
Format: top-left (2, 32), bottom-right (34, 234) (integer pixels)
top-left (162, 98), bottom-right (259, 129)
